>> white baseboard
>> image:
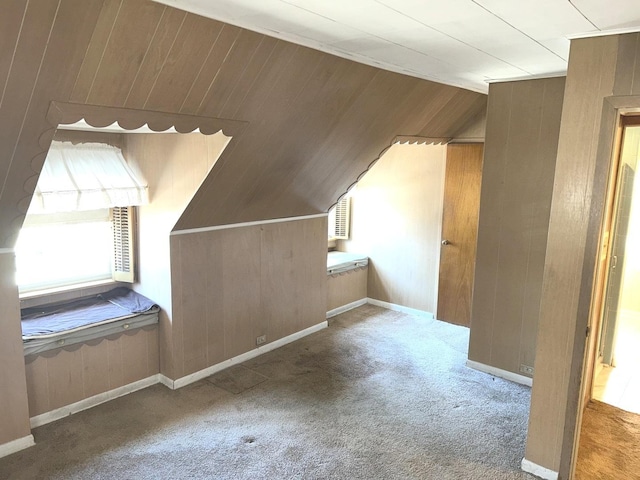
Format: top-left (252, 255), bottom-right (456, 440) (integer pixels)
top-left (0, 434), bottom-right (35, 459)
top-left (30, 375), bottom-right (160, 428)
top-left (327, 298), bottom-right (367, 319)
top-left (521, 458), bottom-right (558, 480)
top-left (168, 320), bottom-right (329, 390)
top-left (366, 298), bottom-right (434, 319)
top-left (466, 360), bottom-right (533, 387)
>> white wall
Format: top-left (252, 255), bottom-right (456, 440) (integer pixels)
top-left (338, 143), bottom-right (446, 314)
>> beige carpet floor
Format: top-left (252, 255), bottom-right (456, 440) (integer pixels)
top-left (0, 304), bottom-right (535, 479)
top-left (575, 400), bottom-right (640, 480)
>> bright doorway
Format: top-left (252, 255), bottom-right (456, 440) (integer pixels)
top-left (592, 120), bottom-right (640, 414)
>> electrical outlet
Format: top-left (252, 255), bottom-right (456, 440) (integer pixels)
top-left (256, 335), bottom-right (266, 346)
top-left (519, 364), bottom-right (534, 376)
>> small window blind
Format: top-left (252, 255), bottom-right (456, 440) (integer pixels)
top-left (112, 206), bottom-right (135, 283)
top-left (329, 197), bottom-right (351, 240)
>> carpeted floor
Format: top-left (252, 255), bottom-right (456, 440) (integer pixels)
top-left (575, 400), bottom-right (640, 480)
top-left (0, 305), bottom-right (535, 479)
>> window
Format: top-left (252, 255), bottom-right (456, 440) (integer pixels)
top-left (328, 196), bottom-right (351, 240)
top-left (15, 141), bottom-right (146, 294)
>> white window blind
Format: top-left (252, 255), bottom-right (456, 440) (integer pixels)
top-left (29, 141), bottom-right (148, 213)
top-left (329, 197), bottom-right (351, 240)
top-left (112, 206), bottom-right (135, 283)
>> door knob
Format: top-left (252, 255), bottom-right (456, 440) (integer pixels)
top-left (441, 239), bottom-right (450, 246)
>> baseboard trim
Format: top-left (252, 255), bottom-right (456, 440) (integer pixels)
top-left (169, 320), bottom-right (329, 390)
top-left (327, 298), bottom-right (367, 319)
top-left (0, 435), bottom-right (35, 459)
top-left (521, 458), bottom-right (558, 480)
top-left (466, 360), bottom-right (533, 387)
top-left (366, 298), bottom-right (434, 319)
top-left (30, 374), bottom-right (160, 428)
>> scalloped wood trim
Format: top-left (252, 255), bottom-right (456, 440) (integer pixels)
top-left (46, 101), bottom-right (248, 137)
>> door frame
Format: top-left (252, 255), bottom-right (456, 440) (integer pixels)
top-left (565, 99), bottom-right (640, 479)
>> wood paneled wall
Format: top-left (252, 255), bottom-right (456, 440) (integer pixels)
top-left (327, 268), bottom-right (368, 312)
top-left (338, 144), bottom-right (447, 314)
top-left (123, 132), bottom-right (229, 379)
top-left (0, 252), bottom-right (31, 445)
top-left (169, 216), bottom-right (327, 379)
top-left (0, 0), bottom-right (486, 249)
top-left (24, 326), bottom-right (158, 417)
top-left (526, 33), bottom-right (640, 477)
top-left (0, 0), bottom-right (483, 449)
top-left (468, 77), bottom-right (565, 377)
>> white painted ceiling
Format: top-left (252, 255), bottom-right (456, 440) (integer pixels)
top-left (154, 0), bottom-right (640, 93)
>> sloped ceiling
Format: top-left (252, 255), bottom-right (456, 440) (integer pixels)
top-left (0, 0), bottom-right (485, 246)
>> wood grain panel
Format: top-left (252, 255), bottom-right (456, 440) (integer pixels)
top-left (437, 143), bottom-right (483, 327)
top-left (143, 13), bottom-right (225, 112)
top-left (468, 78), bottom-right (565, 379)
top-left (327, 268), bottom-right (368, 312)
top-left (526, 36), bottom-right (620, 474)
top-left (85, 1), bottom-right (166, 106)
top-left (23, 327), bottom-right (159, 417)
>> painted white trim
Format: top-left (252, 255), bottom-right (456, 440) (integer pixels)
top-left (568, 26), bottom-right (640, 40)
top-left (0, 247), bottom-right (15, 255)
top-left (158, 374), bottom-right (175, 390)
top-left (30, 375), bottom-right (160, 428)
top-left (466, 360), bottom-right (533, 387)
top-left (0, 435), bottom-right (35, 459)
top-left (327, 298), bottom-right (367, 319)
top-left (171, 213), bottom-right (328, 236)
top-left (521, 458), bottom-right (558, 480)
top-left (169, 321), bottom-right (328, 390)
top-left (366, 298), bottom-right (434, 319)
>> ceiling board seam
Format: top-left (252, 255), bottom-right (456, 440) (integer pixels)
top-left (84, 0), bottom-right (124, 104)
top-left (196, 25), bottom-right (243, 115)
top-left (142, 11), bottom-right (188, 110)
top-left (123, 6), bottom-right (167, 107)
top-left (0, 0), bottom-right (61, 201)
top-left (471, 0), bottom-right (568, 62)
top-left (179, 20), bottom-right (225, 113)
top-left (376, 0), bottom-right (533, 75)
top-left (0, 1), bottom-right (27, 112)
top-left (568, 0), bottom-right (599, 31)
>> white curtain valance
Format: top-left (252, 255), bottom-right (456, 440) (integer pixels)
top-left (29, 141), bottom-right (148, 213)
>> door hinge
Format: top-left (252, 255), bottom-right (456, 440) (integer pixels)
top-left (586, 326), bottom-right (590, 338)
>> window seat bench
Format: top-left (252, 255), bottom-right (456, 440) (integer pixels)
top-left (21, 287), bottom-right (159, 356)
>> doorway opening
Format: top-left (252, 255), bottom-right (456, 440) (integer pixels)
top-left (591, 117), bottom-right (640, 414)
top-left (573, 115), bottom-right (640, 479)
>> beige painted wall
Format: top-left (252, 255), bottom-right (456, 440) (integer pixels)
top-left (0, 252), bottom-right (32, 445)
top-left (327, 268), bottom-right (368, 312)
top-left (338, 143), bottom-right (447, 314)
top-left (170, 216), bottom-right (327, 379)
top-left (123, 132), bottom-right (229, 379)
top-left (526, 33), bottom-right (640, 477)
top-left (468, 77), bottom-right (565, 378)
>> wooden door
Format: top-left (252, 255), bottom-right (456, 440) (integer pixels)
top-left (437, 143), bottom-right (483, 326)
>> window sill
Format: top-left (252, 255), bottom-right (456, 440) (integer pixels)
top-left (19, 279), bottom-right (120, 309)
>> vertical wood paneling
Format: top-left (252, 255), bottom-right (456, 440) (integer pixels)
top-left (327, 268), bottom-right (368, 312)
top-left (170, 217), bottom-right (326, 378)
top-left (85, 1), bottom-right (166, 106)
top-left (0, 252), bottom-right (31, 444)
top-left (24, 328), bottom-right (159, 417)
top-left (468, 77), bottom-right (565, 378)
top-left (123, 7), bottom-right (187, 109)
top-left (526, 36), bottom-right (620, 473)
top-left (142, 14), bottom-right (225, 112)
